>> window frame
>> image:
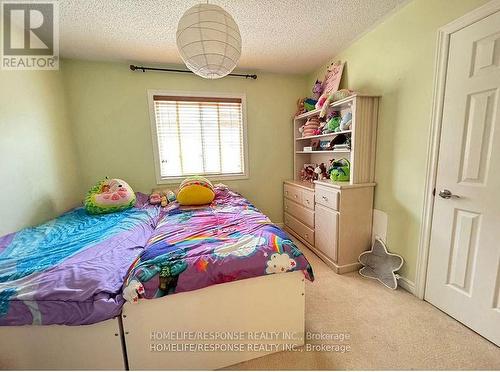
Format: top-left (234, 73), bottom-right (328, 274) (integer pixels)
top-left (147, 89), bottom-right (249, 184)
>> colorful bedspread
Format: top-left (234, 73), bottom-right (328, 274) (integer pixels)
top-left (123, 186), bottom-right (314, 303)
top-left (0, 199), bottom-right (159, 326)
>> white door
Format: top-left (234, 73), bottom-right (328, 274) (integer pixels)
top-left (425, 9), bottom-right (500, 346)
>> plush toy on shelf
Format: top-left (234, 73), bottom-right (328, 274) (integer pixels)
top-left (314, 163), bottom-right (328, 180)
top-left (330, 158), bottom-right (351, 182)
top-left (303, 98), bottom-right (317, 111)
top-left (323, 111), bottom-right (341, 134)
top-left (319, 89), bottom-right (354, 118)
top-left (340, 111), bottom-right (352, 131)
top-left (327, 159), bottom-right (336, 178)
top-left (313, 122), bottom-right (324, 136)
top-left (300, 164), bottom-right (316, 183)
top-left (295, 98), bottom-right (306, 117)
top-left (312, 79), bottom-right (323, 100)
top-left (299, 116), bottom-right (321, 137)
top-left (294, 80), bottom-right (323, 117)
top-left (295, 97), bottom-right (318, 117)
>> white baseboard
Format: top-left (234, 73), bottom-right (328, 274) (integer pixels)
top-left (397, 276), bottom-right (416, 295)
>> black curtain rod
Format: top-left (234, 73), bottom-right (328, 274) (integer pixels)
top-left (129, 64), bottom-right (257, 80)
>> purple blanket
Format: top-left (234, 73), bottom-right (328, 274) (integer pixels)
top-left (123, 186), bottom-right (314, 303)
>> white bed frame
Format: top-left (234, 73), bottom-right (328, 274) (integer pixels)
top-left (0, 272), bottom-right (305, 370)
top-left (123, 271), bottom-right (305, 370)
top-left (0, 318), bottom-right (125, 370)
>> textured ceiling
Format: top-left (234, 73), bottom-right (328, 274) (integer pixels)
top-left (59, 0), bottom-right (408, 74)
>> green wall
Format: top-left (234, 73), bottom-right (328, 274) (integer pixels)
top-left (0, 69), bottom-right (82, 235)
top-left (61, 59), bottom-right (307, 223)
top-left (1, 0), bottom-right (490, 284)
top-left (307, 0), bottom-right (488, 281)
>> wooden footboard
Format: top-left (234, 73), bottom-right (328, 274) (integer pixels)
top-left (122, 271), bottom-right (306, 370)
top-left (0, 318), bottom-right (124, 370)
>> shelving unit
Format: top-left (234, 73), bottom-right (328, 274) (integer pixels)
top-left (293, 94), bottom-right (379, 185)
top-left (284, 94), bottom-right (380, 274)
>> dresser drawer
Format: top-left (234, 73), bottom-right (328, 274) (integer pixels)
top-left (301, 189), bottom-right (314, 210)
top-left (284, 184), bottom-right (302, 204)
top-left (284, 212), bottom-right (314, 245)
top-left (315, 186), bottom-right (340, 211)
top-left (284, 198), bottom-right (314, 227)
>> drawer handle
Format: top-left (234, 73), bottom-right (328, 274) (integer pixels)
top-left (305, 233), bottom-right (309, 238)
top-left (285, 191), bottom-right (289, 195)
top-left (322, 196), bottom-right (329, 201)
top-left (294, 195), bottom-right (298, 199)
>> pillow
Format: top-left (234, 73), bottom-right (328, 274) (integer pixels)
top-left (85, 178), bottom-right (136, 214)
top-left (176, 176), bottom-right (215, 206)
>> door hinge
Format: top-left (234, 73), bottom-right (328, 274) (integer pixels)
top-left (432, 188), bottom-right (436, 196)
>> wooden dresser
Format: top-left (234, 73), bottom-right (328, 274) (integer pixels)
top-left (284, 180), bottom-right (374, 273)
top-left (284, 94), bottom-right (379, 274)
top-left (284, 181), bottom-right (315, 246)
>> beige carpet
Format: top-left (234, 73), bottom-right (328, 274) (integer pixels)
top-left (227, 240), bottom-right (500, 370)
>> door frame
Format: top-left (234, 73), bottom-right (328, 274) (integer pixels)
top-left (415, 0), bottom-right (500, 299)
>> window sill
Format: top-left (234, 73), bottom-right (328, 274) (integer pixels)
top-left (156, 173), bottom-right (249, 185)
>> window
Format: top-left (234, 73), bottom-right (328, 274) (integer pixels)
top-left (149, 92), bottom-right (247, 183)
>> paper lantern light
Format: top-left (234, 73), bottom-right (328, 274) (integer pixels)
top-left (176, 3), bottom-right (242, 79)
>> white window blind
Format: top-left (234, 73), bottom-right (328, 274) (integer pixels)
top-left (152, 95), bottom-right (245, 180)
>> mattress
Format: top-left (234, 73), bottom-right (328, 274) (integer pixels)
top-left (0, 196), bottom-right (160, 326)
top-left (123, 185), bottom-right (314, 303)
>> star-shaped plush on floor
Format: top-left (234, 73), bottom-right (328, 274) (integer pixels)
top-left (358, 238), bottom-right (403, 290)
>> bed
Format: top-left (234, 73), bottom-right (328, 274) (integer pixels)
top-left (121, 186), bottom-right (314, 369)
top-left (0, 199), bottom-right (159, 369)
top-left (0, 186), bottom-right (313, 370)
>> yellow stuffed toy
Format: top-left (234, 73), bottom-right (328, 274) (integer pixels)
top-left (176, 176), bottom-right (215, 206)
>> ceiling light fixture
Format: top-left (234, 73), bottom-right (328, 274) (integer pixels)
top-left (176, 3), bottom-right (242, 79)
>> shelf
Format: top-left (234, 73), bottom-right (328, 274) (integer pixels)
top-left (296, 150), bottom-right (351, 154)
top-left (293, 94), bottom-right (375, 120)
top-left (294, 108), bottom-right (321, 120)
top-left (296, 130), bottom-right (352, 141)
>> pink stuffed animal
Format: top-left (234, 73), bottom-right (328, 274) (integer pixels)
top-left (149, 193), bottom-right (161, 205)
top-left (301, 116), bottom-right (321, 137)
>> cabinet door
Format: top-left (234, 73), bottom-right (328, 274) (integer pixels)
top-left (314, 203), bottom-right (339, 262)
